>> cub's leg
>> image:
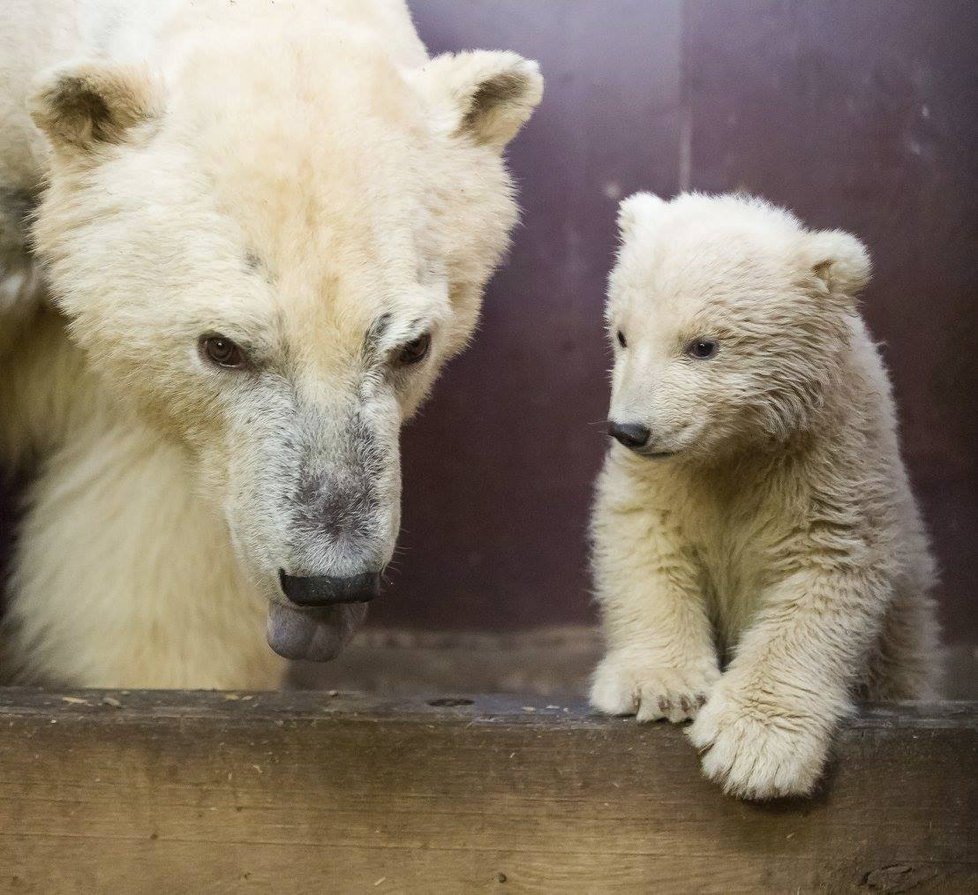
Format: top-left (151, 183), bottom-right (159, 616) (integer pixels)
top-left (688, 565), bottom-right (887, 799)
top-left (864, 582), bottom-right (942, 701)
top-left (590, 469), bottom-right (720, 723)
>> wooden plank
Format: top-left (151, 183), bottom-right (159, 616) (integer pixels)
top-left (1, 690), bottom-right (975, 894)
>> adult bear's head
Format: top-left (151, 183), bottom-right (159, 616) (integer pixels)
top-left (28, 21), bottom-right (542, 661)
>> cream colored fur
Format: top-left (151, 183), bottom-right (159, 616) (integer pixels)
top-left (591, 192), bottom-right (941, 800)
top-left (0, 0), bottom-right (541, 687)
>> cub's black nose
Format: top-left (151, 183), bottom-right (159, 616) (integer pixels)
top-left (608, 421), bottom-right (651, 449)
top-left (278, 571), bottom-right (381, 606)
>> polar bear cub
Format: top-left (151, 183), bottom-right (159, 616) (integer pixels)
top-left (590, 192), bottom-right (941, 799)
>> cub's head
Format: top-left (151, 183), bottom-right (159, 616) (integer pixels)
top-left (29, 27), bottom-right (541, 660)
top-left (606, 192), bottom-right (870, 462)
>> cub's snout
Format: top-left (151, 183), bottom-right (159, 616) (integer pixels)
top-left (607, 420), bottom-right (651, 450)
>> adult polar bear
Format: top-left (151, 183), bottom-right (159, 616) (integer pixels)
top-left (0, 0), bottom-right (542, 687)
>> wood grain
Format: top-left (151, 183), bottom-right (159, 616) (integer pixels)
top-left (1, 690), bottom-right (975, 893)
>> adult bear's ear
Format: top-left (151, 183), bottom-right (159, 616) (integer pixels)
top-left (29, 61), bottom-right (163, 157)
top-left (417, 50), bottom-right (543, 150)
top-left (803, 229), bottom-right (871, 299)
top-left (617, 192), bottom-right (666, 242)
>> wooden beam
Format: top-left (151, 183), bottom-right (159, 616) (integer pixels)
top-left (1, 690), bottom-right (975, 893)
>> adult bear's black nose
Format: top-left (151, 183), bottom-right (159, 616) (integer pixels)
top-left (278, 571), bottom-right (381, 606)
top-left (608, 420), bottom-right (651, 449)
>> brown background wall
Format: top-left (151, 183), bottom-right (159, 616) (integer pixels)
top-left (1, 2), bottom-right (975, 648)
top-left (368, 0), bottom-right (978, 644)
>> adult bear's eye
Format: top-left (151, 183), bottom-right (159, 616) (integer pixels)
top-left (617, 330), bottom-right (627, 348)
top-left (686, 338), bottom-right (719, 360)
top-left (395, 332), bottom-right (431, 366)
top-left (201, 334), bottom-right (247, 369)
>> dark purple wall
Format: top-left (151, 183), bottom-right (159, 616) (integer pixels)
top-left (2, 2), bottom-right (975, 646)
top-left (377, 1), bottom-right (684, 631)
top-left (367, 0), bottom-right (978, 642)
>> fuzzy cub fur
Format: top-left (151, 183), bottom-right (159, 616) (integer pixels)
top-left (591, 192), bottom-right (940, 800)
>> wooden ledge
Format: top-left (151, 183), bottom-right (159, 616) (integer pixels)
top-left (1, 690), bottom-right (976, 893)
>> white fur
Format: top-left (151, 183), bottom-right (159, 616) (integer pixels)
top-left (591, 192), bottom-right (941, 799)
top-left (0, 0), bottom-right (542, 687)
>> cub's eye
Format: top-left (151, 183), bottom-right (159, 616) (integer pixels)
top-left (395, 332), bottom-right (431, 366)
top-left (686, 338), bottom-right (719, 360)
top-left (616, 330), bottom-right (627, 348)
top-left (200, 334), bottom-right (247, 369)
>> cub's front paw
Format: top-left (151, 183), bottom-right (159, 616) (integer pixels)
top-left (590, 650), bottom-right (719, 723)
top-left (687, 688), bottom-right (831, 800)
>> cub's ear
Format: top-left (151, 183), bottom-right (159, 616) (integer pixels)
top-left (29, 61), bottom-right (163, 157)
top-left (803, 229), bottom-right (871, 298)
top-left (418, 50), bottom-right (543, 150)
top-left (617, 192), bottom-right (666, 242)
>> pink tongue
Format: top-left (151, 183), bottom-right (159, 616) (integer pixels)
top-left (266, 602), bottom-right (367, 661)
